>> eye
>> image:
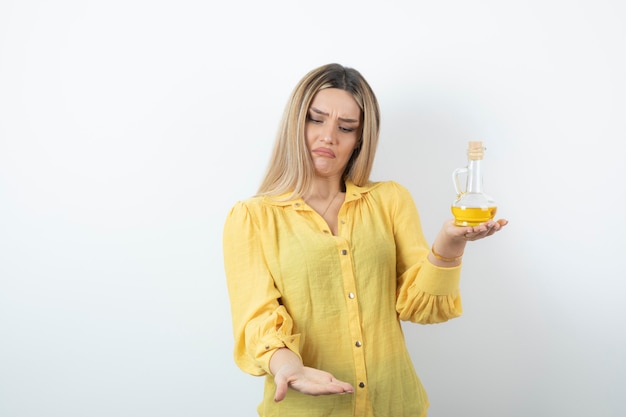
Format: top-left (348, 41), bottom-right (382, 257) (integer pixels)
top-left (307, 114), bottom-right (322, 124)
top-left (340, 126), bottom-right (356, 133)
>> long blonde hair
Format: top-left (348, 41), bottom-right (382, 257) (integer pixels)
top-left (257, 63), bottom-right (380, 197)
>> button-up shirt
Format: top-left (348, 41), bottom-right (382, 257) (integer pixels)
top-left (223, 180), bottom-right (463, 417)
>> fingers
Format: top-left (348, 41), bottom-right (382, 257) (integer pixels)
top-left (305, 379), bottom-right (354, 396)
top-left (273, 369), bottom-right (354, 402)
top-left (273, 374), bottom-right (289, 402)
top-left (336, 380), bottom-right (354, 394)
top-left (486, 219), bottom-right (508, 236)
top-left (463, 219), bottom-right (508, 241)
top-left (325, 377), bottom-right (354, 395)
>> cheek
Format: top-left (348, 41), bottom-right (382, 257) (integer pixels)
top-left (340, 142), bottom-right (358, 160)
top-left (304, 125), bottom-right (316, 145)
top-left (346, 135), bottom-right (359, 150)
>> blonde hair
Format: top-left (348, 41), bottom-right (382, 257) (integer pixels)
top-left (257, 63), bottom-right (380, 197)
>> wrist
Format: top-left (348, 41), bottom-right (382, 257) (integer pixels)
top-left (269, 347), bottom-right (302, 376)
top-left (431, 244), bottom-right (463, 262)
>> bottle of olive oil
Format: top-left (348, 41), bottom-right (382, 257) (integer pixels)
top-left (451, 141), bottom-right (497, 226)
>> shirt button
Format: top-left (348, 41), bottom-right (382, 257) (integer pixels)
top-left (355, 341), bottom-right (362, 347)
top-left (341, 249), bottom-right (347, 255)
top-left (340, 220), bottom-right (345, 224)
top-left (323, 230), bottom-right (329, 234)
top-left (348, 292), bottom-right (355, 299)
top-left (359, 382), bottom-right (365, 388)
top-left (295, 203), bottom-right (301, 207)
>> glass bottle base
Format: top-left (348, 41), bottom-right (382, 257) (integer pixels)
top-left (451, 206), bottom-right (497, 226)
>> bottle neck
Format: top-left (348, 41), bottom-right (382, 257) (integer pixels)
top-left (466, 159), bottom-right (484, 193)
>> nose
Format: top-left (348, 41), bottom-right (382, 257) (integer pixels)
top-left (321, 124), bottom-right (335, 144)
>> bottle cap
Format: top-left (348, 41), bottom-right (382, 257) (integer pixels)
top-left (467, 141), bottom-right (485, 160)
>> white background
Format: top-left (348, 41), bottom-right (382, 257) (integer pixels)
top-left (1, 1), bottom-right (625, 416)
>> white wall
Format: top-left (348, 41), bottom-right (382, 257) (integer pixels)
top-left (1, 1), bottom-right (624, 416)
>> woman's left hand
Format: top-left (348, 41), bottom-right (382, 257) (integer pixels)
top-left (446, 218), bottom-right (509, 242)
top-left (430, 218), bottom-right (508, 266)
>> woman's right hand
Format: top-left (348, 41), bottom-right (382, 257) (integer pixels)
top-left (270, 348), bottom-right (354, 402)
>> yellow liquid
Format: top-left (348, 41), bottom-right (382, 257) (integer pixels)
top-left (451, 206), bottom-right (497, 226)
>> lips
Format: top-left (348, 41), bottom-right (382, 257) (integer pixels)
top-left (312, 147), bottom-right (335, 158)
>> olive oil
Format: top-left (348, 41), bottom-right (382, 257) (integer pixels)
top-left (451, 206), bottom-right (497, 226)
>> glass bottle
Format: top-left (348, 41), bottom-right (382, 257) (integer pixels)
top-left (451, 141), bottom-right (497, 226)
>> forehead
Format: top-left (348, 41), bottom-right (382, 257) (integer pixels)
top-left (309, 88), bottom-right (361, 118)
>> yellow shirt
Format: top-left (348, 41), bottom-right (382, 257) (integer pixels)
top-left (223, 180), bottom-right (463, 417)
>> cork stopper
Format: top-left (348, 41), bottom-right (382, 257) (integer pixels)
top-left (467, 141), bottom-right (485, 160)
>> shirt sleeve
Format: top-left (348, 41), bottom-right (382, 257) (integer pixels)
top-left (222, 201), bottom-right (302, 376)
top-left (389, 182), bottom-right (464, 324)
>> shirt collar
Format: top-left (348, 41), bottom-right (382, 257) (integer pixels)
top-left (262, 180), bottom-right (381, 208)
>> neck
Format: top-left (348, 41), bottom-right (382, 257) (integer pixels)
top-left (303, 179), bottom-right (344, 221)
top-left (305, 177), bottom-right (343, 200)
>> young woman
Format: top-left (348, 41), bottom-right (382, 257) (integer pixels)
top-left (223, 63), bottom-right (507, 416)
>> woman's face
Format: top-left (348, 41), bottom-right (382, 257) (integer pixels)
top-left (305, 88), bottom-right (361, 180)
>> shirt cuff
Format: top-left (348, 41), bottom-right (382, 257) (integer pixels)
top-left (256, 332), bottom-right (302, 375)
top-left (415, 259), bottom-right (462, 295)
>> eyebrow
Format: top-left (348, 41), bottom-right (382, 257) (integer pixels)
top-left (310, 107), bottom-right (360, 124)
